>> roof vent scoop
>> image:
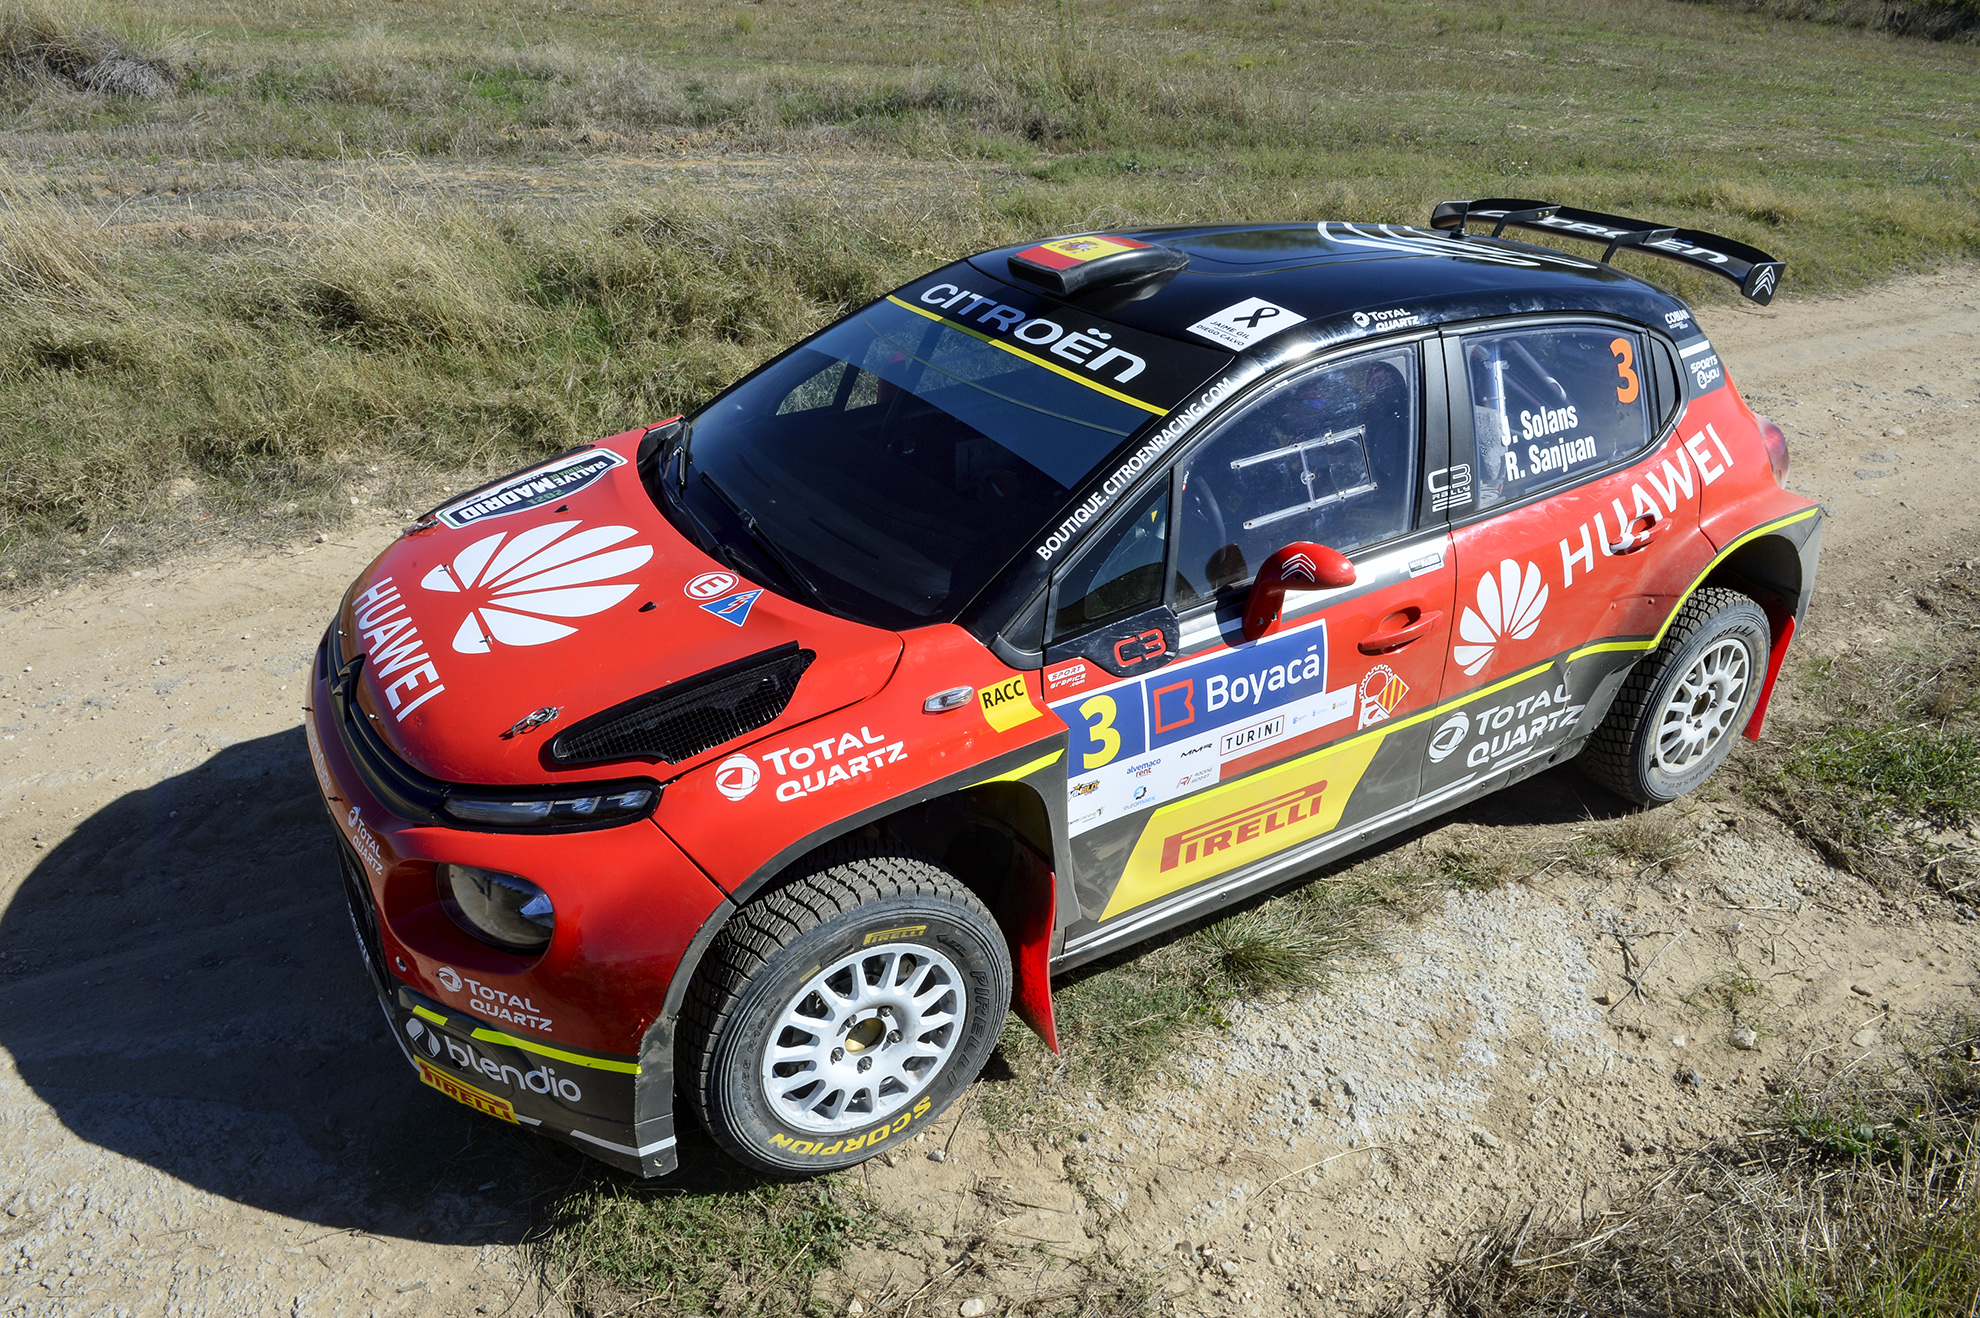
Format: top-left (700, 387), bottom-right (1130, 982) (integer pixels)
top-left (549, 643), bottom-right (815, 766)
top-left (1006, 234), bottom-right (1190, 297)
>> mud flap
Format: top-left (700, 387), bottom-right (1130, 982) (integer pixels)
top-left (1742, 612), bottom-right (1795, 741)
top-left (1003, 838), bottom-right (1060, 1053)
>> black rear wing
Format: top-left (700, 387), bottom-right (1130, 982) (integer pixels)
top-left (1429, 198), bottom-right (1785, 306)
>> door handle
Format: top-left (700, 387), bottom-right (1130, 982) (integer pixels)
top-left (1607, 512), bottom-right (1670, 555)
top-left (1358, 609), bottom-right (1444, 655)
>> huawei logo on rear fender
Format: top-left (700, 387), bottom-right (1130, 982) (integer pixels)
top-left (421, 521), bottom-right (653, 654)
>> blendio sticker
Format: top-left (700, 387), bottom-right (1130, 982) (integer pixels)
top-left (437, 450), bottom-right (626, 530)
top-left (1186, 298), bottom-right (1308, 351)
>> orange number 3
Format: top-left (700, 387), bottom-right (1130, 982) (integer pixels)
top-left (1611, 337), bottom-right (1641, 404)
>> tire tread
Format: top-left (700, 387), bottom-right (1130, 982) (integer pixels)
top-left (680, 839), bottom-right (996, 1167)
top-left (1580, 586), bottom-right (1758, 805)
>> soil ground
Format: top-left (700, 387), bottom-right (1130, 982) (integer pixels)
top-left (1, 267), bottom-right (1977, 1317)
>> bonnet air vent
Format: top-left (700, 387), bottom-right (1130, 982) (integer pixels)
top-left (549, 643), bottom-right (816, 767)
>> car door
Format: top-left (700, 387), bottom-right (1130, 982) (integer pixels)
top-left (1425, 319), bottom-right (1701, 789)
top-left (1045, 341), bottom-right (1456, 937)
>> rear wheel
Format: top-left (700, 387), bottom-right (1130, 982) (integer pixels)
top-left (1580, 587), bottom-right (1770, 806)
top-left (682, 842), bottom-right (1010, 1175)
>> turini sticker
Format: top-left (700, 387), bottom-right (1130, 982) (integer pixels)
top-left (436, 450), bottom-right (626, 529)
top-left (421, 521), bottom-right (653, 654)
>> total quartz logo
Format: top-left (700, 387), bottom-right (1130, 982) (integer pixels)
top-left (432, 966), bottom-right (554, 1032)
top-left (714, 753), bottom-right (761, 801)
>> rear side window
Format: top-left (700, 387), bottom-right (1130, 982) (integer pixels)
top-left (1462, 326), bottom-right (1652, 509)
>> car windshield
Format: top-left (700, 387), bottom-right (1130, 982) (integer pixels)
top-left (650, 295), bottom-right (1167, 629)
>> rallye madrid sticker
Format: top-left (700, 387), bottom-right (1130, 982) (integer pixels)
top-left (700, 588), bottom-right (763, 627)
top-left (436, 449), bottom-right (626, 530)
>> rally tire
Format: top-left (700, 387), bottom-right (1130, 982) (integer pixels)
top-left (1579, 587), bottom-right (1770, 806)
top-left (682, 841), bottom-right (1011, 1176)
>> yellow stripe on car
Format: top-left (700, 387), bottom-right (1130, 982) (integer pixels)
top-left (885, 296), bottom-right (1169, 416)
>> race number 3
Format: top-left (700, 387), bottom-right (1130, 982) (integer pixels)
top-left (1611, 337), bottom-right (1640, 404)
top-left (1078, 694), bottom-right (1121, 770)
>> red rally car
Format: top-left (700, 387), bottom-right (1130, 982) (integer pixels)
top-left (307, 200), bottom-right (1818, 1176)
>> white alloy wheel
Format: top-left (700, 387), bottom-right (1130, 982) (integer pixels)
top-left (760, 942), bottom-right (965, 1134)
top-left (1651, 636), bottom-right (1750, 772)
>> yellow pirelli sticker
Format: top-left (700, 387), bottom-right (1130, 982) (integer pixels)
top-left (418, 1058), bottom-right (518, 1124)
top-left (1101, 733), bottom-right (1386, 919)
top-left (978, 674), bottom-right (1043, 732)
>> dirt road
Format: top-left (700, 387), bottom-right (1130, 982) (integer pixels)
top-left (2, 268), bottom-right (1977, 1317)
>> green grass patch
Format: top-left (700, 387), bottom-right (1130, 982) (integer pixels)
top-left (983, 840), bottom-right (1521, 1134)
top-left (533, 1157), bottom-right (880, 1317)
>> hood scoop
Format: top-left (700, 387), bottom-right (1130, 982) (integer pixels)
top-left (549, 643), bottom-right (816, 767)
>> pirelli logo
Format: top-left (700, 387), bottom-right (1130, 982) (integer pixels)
top-left (418, 1058), bottom-right (518, 1124)
top-left (1103, 733), bottom-right (1387, 921)
top-left (1159, 779), bottom-right (1328, 873)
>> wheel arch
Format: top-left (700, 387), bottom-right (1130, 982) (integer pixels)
top-left (638, 739), bottom-right (1072, 1147)
top-left (1694, 516), bottom-right (1821, 739)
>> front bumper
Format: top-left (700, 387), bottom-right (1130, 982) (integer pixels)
top-left (333, 833), bottom-right (678, 1174)
top-left (310, 630), bottom-right (723, 1178)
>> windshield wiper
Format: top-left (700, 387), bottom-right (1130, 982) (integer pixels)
top-left (697, 472), bottom-right (830, 613)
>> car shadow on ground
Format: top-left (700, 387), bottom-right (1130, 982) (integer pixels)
top-left (0, 734), bottom-right (1638, 1239)
top-left (0, 728), bottom-right (603, 1243)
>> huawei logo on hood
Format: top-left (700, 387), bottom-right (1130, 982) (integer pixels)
top-left (421, 520), bottom-right (653, 654)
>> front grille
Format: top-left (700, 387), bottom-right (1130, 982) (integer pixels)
top-left (329, 654), bottom-right (446, 821)
top-left (550, 643), bottom-right (815, 766)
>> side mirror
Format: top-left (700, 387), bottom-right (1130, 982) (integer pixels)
top-left (1241, 542), bottom-right (1355, 642)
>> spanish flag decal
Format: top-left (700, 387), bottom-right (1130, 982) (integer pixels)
top-left (1011, 235), bottom-right (1150, 270)
top-left (1101, 733), bottom-right (1385, 919)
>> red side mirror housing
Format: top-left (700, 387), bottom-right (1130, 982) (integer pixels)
top-left (1242, 542), bottom-right (1355, 642)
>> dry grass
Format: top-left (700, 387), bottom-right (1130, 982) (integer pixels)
top-left (0, 5), bottom-right (181, 100)
top-left (1421, 1014), bottom-right (1980, 1318)
top-left (0, 0), bottom-right (1975, 582)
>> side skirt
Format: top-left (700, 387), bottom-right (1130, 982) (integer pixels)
top-left (1052, 734), bottom-right (1589, 974)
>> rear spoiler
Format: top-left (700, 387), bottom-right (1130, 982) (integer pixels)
top-left (1429, 198), bottom-right (1785, 306)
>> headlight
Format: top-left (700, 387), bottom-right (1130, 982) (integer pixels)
top-left (441, 786), bottom-right (655, 828)
top-left (438, 864), bottom-right (555, 953)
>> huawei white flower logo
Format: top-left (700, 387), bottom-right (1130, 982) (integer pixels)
top-left (1453, 559), bottom-right (1549, 676)
top-left (420, 521), bottom-right (653, 654)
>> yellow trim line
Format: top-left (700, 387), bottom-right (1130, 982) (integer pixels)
top-left (968, 749), bottom-right (1065, 788)
top-left (884, 295), bottom-right (1168, 416)
top-left (468, 1028), bottom-right (642, 1074)
top-left (409, 1004), bottom-right (641, 1073)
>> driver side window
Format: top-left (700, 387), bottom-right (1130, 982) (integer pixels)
top-left (1175, 346), bottom-right (1420, 606)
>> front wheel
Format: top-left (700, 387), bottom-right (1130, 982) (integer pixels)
top-left (681, 843), bottom-right (1011, 1175)
top-left (1580, 587), bottom-right (1771, 806)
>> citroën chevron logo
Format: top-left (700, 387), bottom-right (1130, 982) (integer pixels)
top-left (421, 521), bottom-right (653, 653)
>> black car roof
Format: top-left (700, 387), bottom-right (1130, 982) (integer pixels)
top-left (963, 222), bottom-right (1690, 356)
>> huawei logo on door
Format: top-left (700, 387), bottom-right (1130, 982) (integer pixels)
top-left (421, 521), bottom-right (653, 653)
top-left (1453, 560), bottom-right (1548, 676)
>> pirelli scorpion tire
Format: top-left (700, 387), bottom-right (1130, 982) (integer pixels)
top-left (683, 843), bottom-right (1012, 1176)
top-left (1580, 587), bottom-right (1770, 807)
